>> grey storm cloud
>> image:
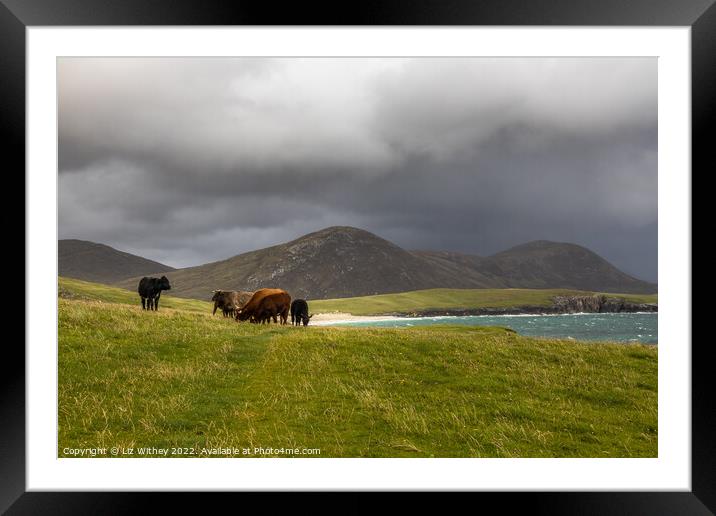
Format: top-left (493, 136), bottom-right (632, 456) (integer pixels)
top-left (58, 57), bottom-right (657, 281)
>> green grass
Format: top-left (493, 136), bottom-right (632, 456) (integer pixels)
top-left (59, 296), bottom-right (657, 458)
top-left (59, 276), bottom-right (212, 313)
top-left (311, 288), bottom-right (658, 316)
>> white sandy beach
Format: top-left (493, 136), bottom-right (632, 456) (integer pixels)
top-left (310, 312), bottom-right (401, 326)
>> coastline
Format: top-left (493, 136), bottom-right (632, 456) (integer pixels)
top-left (381, 305), bottom-right (658, 318)
top-left (311, 309), bottom-right (658, 326)
top-left (311, 295), bottom-right (657, 322)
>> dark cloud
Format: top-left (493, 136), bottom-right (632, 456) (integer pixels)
top-left (58, 57), bottom-right (657, 281)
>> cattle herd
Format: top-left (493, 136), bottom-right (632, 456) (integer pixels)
top-left (138, 276), bottom-right (314, 326)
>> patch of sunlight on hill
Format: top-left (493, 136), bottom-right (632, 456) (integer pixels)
top-left (59, 276), bottom-right (212, 313)
top-left (311, 288), bottom-right (658, 316)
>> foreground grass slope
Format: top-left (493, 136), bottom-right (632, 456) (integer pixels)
top-left (59, 298), bottom-right (657, 458)
top-left (311, 288), bottom-right (658, 316)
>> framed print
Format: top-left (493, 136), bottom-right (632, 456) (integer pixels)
top-left (5, 0), bottom-right (711, 512)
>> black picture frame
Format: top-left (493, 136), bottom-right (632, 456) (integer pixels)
top-left (4, 0), bottom-right (709, 512)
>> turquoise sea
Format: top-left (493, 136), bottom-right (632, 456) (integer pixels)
top-left (321, 312), bottom-right (657, 344)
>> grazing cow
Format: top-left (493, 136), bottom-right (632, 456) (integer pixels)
top-left (290, 299), bottom-right (313, 326)
top-left (234, 290), bottom-right (253, 315)
top-left (212, 290), bottom-right (253, 318)
top-left (138, 276), bottom-right (171, 311)
top-left (236, 288), bottom-right (291, 325)
top-left (259, 293), bottom-right (292, 325)
top-left (243, 289), bottom-right (291, 324)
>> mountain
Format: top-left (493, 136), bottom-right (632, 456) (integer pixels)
top-left (413, 242), bottom-right (655, 295)
top-left (59, 239), bottom-right (175, 284)
top-left (487, 240), bottom-right (655, 294)
top-left (411, 250), bottom-right (510, 288)
top-left (112, 226), bottom-right (656, 300)
top-left (116, 226), bottom-right (467, 300)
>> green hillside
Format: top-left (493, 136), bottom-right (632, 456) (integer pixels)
top-left (311, 288), bottom-right (658, 316)
top-left (59, 239), bottom-right (175, 284)
top-left (60, 277), bottom-right (657, 317)
top-left (59, 276), bottom-right (212, 313)
top-left (58, 280), bottom-right (658, 458)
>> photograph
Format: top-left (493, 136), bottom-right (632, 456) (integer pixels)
top-left (5, 1), bottom-right (706, 507)
top-left (57, 56), bottom-right (659, 459)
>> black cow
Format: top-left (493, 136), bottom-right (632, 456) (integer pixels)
top-left (138, 276), bottom-right (171, 311)
top-left (290, 299), bottom-right (313, 326)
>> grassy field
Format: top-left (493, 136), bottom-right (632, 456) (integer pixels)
top-left (58, 280), bottom-right (658, 458)
top-left (311, 288), bottom-right (658, 316)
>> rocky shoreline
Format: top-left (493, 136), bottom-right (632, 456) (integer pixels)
top-left (391, 295), bottom-right (658, 318)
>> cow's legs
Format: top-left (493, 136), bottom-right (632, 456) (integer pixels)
top-left (141, 297), bottom-right (146, 310)
top-left (154, 294), bottom-right (160, 311)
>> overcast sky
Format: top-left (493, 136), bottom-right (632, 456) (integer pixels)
top-left (58, 57), bottom-right (657, 281)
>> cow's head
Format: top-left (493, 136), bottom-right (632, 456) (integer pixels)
top-left (159, 276), bottom-right (171, 290)
top-left (302, 313), bottom-right (314, 326)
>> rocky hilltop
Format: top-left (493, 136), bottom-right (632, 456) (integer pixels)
top-left (117, 226), bottom-right (460, 300)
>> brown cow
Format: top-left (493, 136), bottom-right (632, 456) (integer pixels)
top-left (212, 290), bottom-right (253, 318)
top-left (235, 288), bottom-right (291, 325)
